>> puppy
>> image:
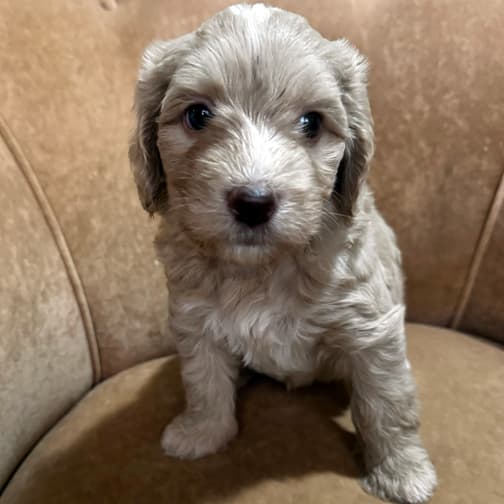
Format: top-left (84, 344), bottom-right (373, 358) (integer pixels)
top-left (129, 4), bottom-right (437, 503)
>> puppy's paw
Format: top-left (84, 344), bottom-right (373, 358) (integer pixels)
top-left (161, 412), bottom-right (238, 459)
top-left (361, 444), bottom-right (437, 503)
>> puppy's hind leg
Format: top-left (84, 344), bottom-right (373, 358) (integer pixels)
top-left (161, 335), bottom-right (240, 459)
top-left (346, 306), bottom-right (437, 503)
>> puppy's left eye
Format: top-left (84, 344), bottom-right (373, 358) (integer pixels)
top-left (299, 112), bottom-right (322, 139)
top-left (184, 104), bottom-right (214, 131)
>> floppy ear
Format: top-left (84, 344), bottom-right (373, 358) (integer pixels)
top-left (330, 39), bottom-right (374, 217)
top-left (129, 35), bottom-right (193, 214)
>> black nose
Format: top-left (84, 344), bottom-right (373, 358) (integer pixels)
top-left (227, 186), bottom-right (277, 228)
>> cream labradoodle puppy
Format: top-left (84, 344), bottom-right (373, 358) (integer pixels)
top-left (129, 4), bottom-right (437, 503)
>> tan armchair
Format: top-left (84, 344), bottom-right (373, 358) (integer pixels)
top-left (1, 1), bottom-right (502, 502)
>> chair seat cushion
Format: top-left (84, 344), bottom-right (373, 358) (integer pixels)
top-left (2, 324), bottom-right (503, 503)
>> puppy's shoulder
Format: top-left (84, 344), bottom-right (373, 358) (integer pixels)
top-left (154, 219), bottom-right (215, 291)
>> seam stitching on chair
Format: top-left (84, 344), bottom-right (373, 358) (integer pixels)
top-left (0, 114), bottom-right (102, 383)
top-left (451, 169), bottom-right (504, 329)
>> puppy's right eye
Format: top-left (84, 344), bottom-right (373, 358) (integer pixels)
top-left (184, 104), bottom-right (214, 131)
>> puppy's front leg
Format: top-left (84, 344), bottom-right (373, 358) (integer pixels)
top-left (348, 307), bottom-right (437, 504)
top-left (162, 334), bottom-right (239, 459)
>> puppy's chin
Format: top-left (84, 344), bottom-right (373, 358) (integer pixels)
top-left (218, 232), bottom-right (311, 266)
top-left (219, 242), bottom-right (276, 266)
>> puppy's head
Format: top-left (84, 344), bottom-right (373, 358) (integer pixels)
top-left (130, 3), bottom-right (373, 264)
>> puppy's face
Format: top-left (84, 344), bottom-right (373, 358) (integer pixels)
top-left (130, 4), bottom-right (373, 264)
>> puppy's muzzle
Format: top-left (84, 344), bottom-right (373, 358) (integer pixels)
top-left (227, 186), bottom-right (277, 228)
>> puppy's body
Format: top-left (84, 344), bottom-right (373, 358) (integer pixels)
top-left (156, 189), bottom-right (401, 389)
top-left (130, 4), bottom-right (436, 503)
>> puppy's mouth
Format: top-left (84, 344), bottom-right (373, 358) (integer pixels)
top-left (233, 226), bottom-right (269, 246)
top-left (230, 223), bottom-right (274, 247)
top-left (220, 226), bottom-right (276, 264)
top-left (221, 231), bottom-right (274, 265)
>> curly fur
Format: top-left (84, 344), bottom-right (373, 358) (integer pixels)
top-left (129, 4), bottom-right (436, 503)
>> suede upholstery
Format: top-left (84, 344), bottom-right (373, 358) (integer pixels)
top-left (459, 191), bottom-right (504, 342)
top-left (1, 0), bottom-right (503, 500)
top-left (0, 121), bottom-right (93, 487)
top-left (0, 0), bottom-right (172, 379)
top-left (2, 326), bottom-right (503, 504)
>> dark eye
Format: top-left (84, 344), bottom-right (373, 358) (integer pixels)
top-left (184, 104), bottom-right (213, 131)
top-left (299, 112), bottom-right (322, 139)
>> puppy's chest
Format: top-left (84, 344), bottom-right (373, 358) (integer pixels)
top-left (211, 270), bottom-right (325, 384)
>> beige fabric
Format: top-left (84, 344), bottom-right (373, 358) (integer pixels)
top-left (1, 0), bottom-right (503, 377)
top-left (0, 125), bottom-right (93, 488)
top-left (0, 0), bottom-right (172, 377)
top-left (459, 173), bottom-right (504, 343)
top-left (3, 325), bottom-right (503, 503)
